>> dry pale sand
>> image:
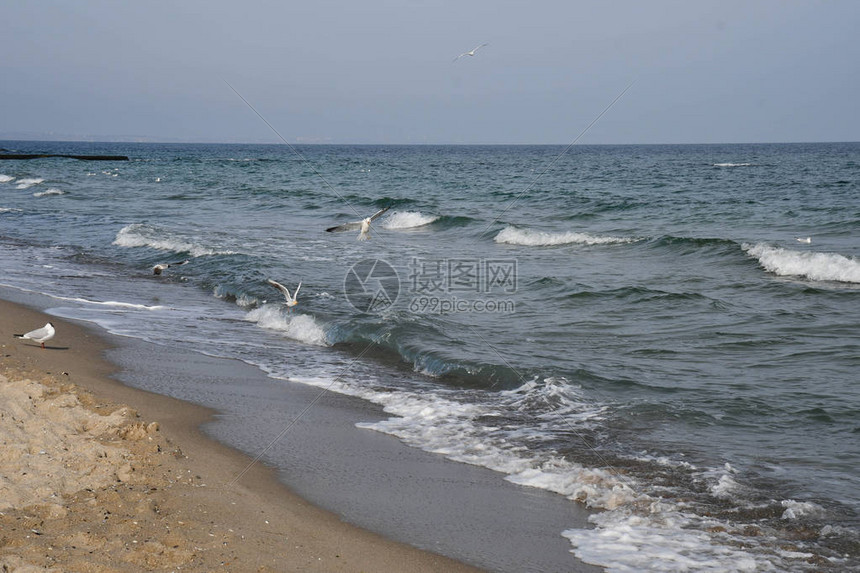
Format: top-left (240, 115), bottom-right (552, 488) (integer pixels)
top-left (0, 298), bottom-right (483, 572)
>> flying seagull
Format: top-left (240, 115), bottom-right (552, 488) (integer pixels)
top-left (326, 206), bottom-right (390, 241)
top-left (15, 322), bottom-right (55, 349)
top-left (453, 43), bottom-right (488, 62)
top-left (267, 279), bottom-right (301, 307)
top-left (795, 237), bottom-right (812, 244)
top-left (153, 260), bottom-right (189, 275)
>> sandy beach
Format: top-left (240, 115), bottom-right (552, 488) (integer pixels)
top-left (0, 297), bottom-right (485, 572)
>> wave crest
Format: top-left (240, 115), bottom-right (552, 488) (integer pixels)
top-left (382, 211), bottom-right (439, 229)
top-left (245, 305), bottom-right (328, 346)
top-left (113, 223), bottom-right (234, 257)
top-left (743, 243), bottom-right (860, 283)
top-left (15, 177), bottom-right (44, 190)
top-left (33, 188), bottom-right (65, 198)
top-left (495, 227), bottom-right (636, 246)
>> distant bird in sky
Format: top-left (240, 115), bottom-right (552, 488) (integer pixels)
top-left (453, 43), bottom-right (488, 62)
top-left (326, 206), bottom-right (390, 241)
top-left (15, 322), bottom-right (55, 349)
top-left (795, 237), bottom-right (812, 244)
top-left (267, 279), bottom-right (301, 307)
top-left (153, 260), bottom-right (189, 275)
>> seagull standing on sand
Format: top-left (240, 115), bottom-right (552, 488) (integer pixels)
top-left (795, 237), bottom-right (812, 244)
top-left (267, 279), bottom-right (301, 307)
top-left (326, 206), bottom-right (390, 241)
top-left (453, 43), bottom-right (488, 62)
top-left (14, 322), bottom-right (55, 349)
top-left (153, 260), bottom-right (189, 275)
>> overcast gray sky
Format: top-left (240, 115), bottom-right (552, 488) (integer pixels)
top-left (2, 0), bottom-right (858, 144)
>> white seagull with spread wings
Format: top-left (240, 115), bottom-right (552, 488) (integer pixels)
top-left (453, 43), bottom-right (488, 62)
top-left (326, 206), bottom-right (390, 241)
top-left (15, 322), bottom-right (55, 349)
top-left (267, 279), bottom-right (301, 307)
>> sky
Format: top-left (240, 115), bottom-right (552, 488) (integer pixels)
top-left (1, 0), bottom-right (858, 144)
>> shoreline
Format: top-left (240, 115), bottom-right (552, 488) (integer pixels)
top-left (0, 295), bottom-right (486, 572)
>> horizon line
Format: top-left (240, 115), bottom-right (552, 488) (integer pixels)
top-left (2, 135), bottom-right (858, 147)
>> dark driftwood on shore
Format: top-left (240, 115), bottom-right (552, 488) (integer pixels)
top-left (0, 154), bottom-right (129, 161)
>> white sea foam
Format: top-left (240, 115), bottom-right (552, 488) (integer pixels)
top-left (744, 243), bottom-right (860, 283)
top-left (565, 508), bottom-right (770, 572)
top-left (713, 162), bottom-right (752, 167)
top-left (0, 174), bottom-right (14, 183)
top-left (711, 474), bottom-right (742, 499)
top-left (382, 211), bottom-right (439, 229)
top-left (245, 305), bottom-right (328, 346)
top-left (33, 188), bottom-right (65, 197)
top-left (50, 295), bottom-right (166, 310)
top-left (281, 370), bottom-right (808, 571)
top-left (287, 373), bottom-right (626, 510)
top-left (299, 372), bottom-right (633, 511)
top-left (495, 226), bottom-right (636, 246)
top-left (236, 293), bottom-right (259, 309)
top-left (0, 207), bottom-right (22, 214)
top-left (113, 223), bottom-right (235, 257)
top-left (15, 177), bottom-right (44, 189)
top-left (781, 499), bottom-right (825, 520)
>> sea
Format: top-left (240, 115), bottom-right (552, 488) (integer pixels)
top-left (1, 140), bottom-right (858, 572)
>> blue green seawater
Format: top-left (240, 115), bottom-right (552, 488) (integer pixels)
top-left (1, 141), bottom-right (858, 571)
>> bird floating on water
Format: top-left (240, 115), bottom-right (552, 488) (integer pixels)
top-left (795, 237), bottom-right (812, 244)
top-left (15, 322), bottom-right (55, 349)
top-left (153, 260), bottom-right (189, 275)
top-left (267, 279), bottom-right (301, 307)
top-left (453, 43), bottom-right (488, 62)
top-left (326, 206), bottom-right (390, 241)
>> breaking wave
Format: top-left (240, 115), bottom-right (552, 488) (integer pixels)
top-left (494, 226), bottom-right (637, 246)
top-left (382, 211), bottom-right (439, 229)
top-left (33, 188), bottom-right (65, 197)
top-left (245, 305), bottom-right (328, 346)
top-left (15, 177), bottom-right (44, 190)
top-left (744, 243), bottom-right (860, 284)
top-left (113, 223), bottom-right (236, 257)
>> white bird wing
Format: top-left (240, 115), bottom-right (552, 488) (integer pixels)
top-left (327, 207), bottom-right (389, 231)
top-left (326, 221), bottom-right (363, 233)
top-left (453, 43), bottom-right (488, 61)
top-left (20, 323), bottom-right (53, 341)
top-left (267, 279), bottom-right (292, 299)
top-left (27, 326), bottom-right (49, 339)
top-left (368, 206), bottom-right (391, 222)
top-left (293, 281), bottom-right (302, 300)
